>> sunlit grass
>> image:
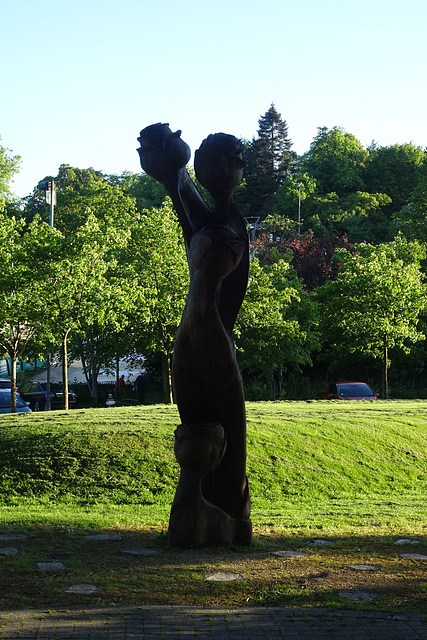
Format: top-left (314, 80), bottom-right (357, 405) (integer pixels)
top-left (0, 400), bottom-right (425, 533)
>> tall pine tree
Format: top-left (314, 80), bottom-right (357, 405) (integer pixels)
top-left (243, 104), bottom-right (294, 219)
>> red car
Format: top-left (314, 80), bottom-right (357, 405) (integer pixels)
top-left (327, 382), bottom-right (379, 400)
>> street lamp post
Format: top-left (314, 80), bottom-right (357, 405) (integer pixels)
top-left (36, 180), bottom-right (57, 411)
top-left (297, 183), bottom-right (303, 236)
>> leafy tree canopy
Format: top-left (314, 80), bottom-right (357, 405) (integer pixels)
top-left (236, 255), bottom-right (320, 398)
top-left (0, 136), bottom-right (21, 213)
top-left (317, 235), bottom-right (426, 397)
top-left (301, 126), bottom-right (368, 196)
top-left (242, 104), bottom-right (294, 219)
top-left (365, 143), bottom-right (426, 214)
top-left (107, 171), bottom-right (167, 212)
top-left (23, 165), bottom-right (136, 232)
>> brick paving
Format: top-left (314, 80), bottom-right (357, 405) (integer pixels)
top-left (0, 606), bottom-right (426, 639)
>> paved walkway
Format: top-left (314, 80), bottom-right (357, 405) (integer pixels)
top-left (0, 606), bottom-right (425, 639)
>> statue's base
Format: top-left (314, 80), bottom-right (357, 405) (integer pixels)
top-left (168, 423), bottom-right (252, 548)
top-left (169, 502), bottom-right (252, 548)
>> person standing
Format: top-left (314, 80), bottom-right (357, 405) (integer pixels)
top-left (134, 370), bottom-right (149, 404)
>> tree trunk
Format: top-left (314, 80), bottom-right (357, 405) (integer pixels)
top-left (61, 330), bottom-right (70, 410)
top-left (10, 352), bottom-right (17, 414)
top-left (162, 352), bottom-right (173, 404)
top-left (115, 354), bottom-right (120, 397)
top-left (383, 341), bottom-right (389, 400)
top-left (91, 361), bottom-right (98, 405)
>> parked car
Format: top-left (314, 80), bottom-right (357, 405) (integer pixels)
top-left (0, 378), bottom-right (12, 389)
top-left (0, 389), bottom-right (32, 413)
top-left (327, 381), bottom-right (379, 400)
top-left (19, 381), bottom-right (77, 411)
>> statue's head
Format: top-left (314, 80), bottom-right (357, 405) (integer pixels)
top-left (194, 133), bottom-right (245, 199)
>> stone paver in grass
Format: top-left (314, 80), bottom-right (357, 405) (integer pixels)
top-left (64, 583), bottom-right (101, 594)
top-left (34, 562), bottom-right (66, 571)
top-left (395, 538), bottom-right (420, 545)
top-left (338, 589), bottom-right (379, 601)
top-left (399, 553), bottom-right (427, 560)
top-left (0, 533), bottom-right (27, 540)
top-left (84, 533), bottom-right (121, 541)
top-left (345, 564), bottom-right (382, 571)
top-left (307, 539), bottom-right (334, 546)
top-left (0, 547), bottom-right (19, 555)
top-left (120, 548), bottom-right (160, 556)
top-left (273, 550), bottom-right (310, 558)
top-left (205, 572), bottom-right (244, 582)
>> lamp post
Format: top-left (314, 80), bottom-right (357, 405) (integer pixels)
top-left (297, 183), bottom-right (303, 236)
top-left (36, 180), bottom-right (57, 410)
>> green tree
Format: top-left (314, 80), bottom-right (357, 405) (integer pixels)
top-left (235, 255), bottom-right (319, 399)
top-left (24, 165), bottom-right (136, 232)
top-left (27, 214), bottom-right (123, 408)
top-left (106, 171), bottom-right (167, 212)
top-left (242, 104), bottom-right (294, 219)
top-left (124, 200), bottom-right (189, 403)
top-left (0, 137), bottom-right (21, 213)
top-left (365, 143), bottom-right (426, 214)
top-left (302, 127), bottom-right (368, 196)
top-left (317, 236), bottom-right (426, 398)
top-left (302, 190), bottom-right (392, 242)
top-left (393, 159), bottom-right (427, 242)
top-left (272, 173), bottom-right (317, 235)
top-left (67, 235), bottom-right (133, 404)
top-left (0, 215), bottom-right (45, 411)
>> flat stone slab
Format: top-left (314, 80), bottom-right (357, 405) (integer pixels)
top-left (34, 562), bottom-right (66, 571)
top-left (205, 572), bottom-right (244, 582)
top-left (273, 550), bottom-right (310, 558)
top-left (400, 553), bottom-right (427, 560)
top-left (395, 538), bottom-right (420, 545)
top-left (307, 539), bottom-right (334, 546)
top-left (84, 533), bottom-right (121, 541)
top-left (120, 548), bottom-right (160, 556)
top-left (0, 547), bottom-right (19, 555)
top-left (0, 533), bottom-right (27, 540)
top-left (345, 564), bottom-right (381, 571)
top-left (64, 583), bottom-right (101, 594)
top-left (338, 589), bottom-right (379, 601)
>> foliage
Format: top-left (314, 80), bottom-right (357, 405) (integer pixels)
top-left (250, 231), bottom-right (354, 291)
top-left (0, 136), bottom-right (21, 213)
top-left (123, 200), bottom-right (189, 402)
top-left (0, 215), bottom-right (46, 410)
top-left (301, 126), bottom-right (368, 196)
top-left (26, 214), bottom-right (128, 407)
top-left (393, 160), bottom-right (427, 242)
top-left (364, 143), bottom-right (426, 214)
top-left (23, 164), bottom-right (137, 232)
top-left (236, 256), bottom-right (319, 399)
top-left (317, 236), bottom-right (427, 398)
top-left (272, 173), bottom-right (317, 231)
top-left (106, 170), bottom-right (167, 212)
top-left (241, 104), bottom-right (295, 219)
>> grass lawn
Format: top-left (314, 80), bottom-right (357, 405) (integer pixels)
top-left (0, 400), bottom-right (425, 612)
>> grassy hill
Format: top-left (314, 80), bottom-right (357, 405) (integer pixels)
top-left (0, 401), bottom-right (426, 612)
top-left (0, 400), bottom-right (425, 534)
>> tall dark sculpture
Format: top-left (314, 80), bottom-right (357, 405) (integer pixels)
top-left (137, 124), bottom-right (252, 547)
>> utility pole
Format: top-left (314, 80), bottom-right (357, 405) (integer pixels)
top-left (36, 180), bottom-right (57, 410)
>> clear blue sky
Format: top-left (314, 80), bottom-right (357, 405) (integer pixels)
top-left (2, 0), bottom-right (426, 198)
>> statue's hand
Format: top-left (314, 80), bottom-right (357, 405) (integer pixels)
top-left (137, 123), bottom-right (191, 183)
